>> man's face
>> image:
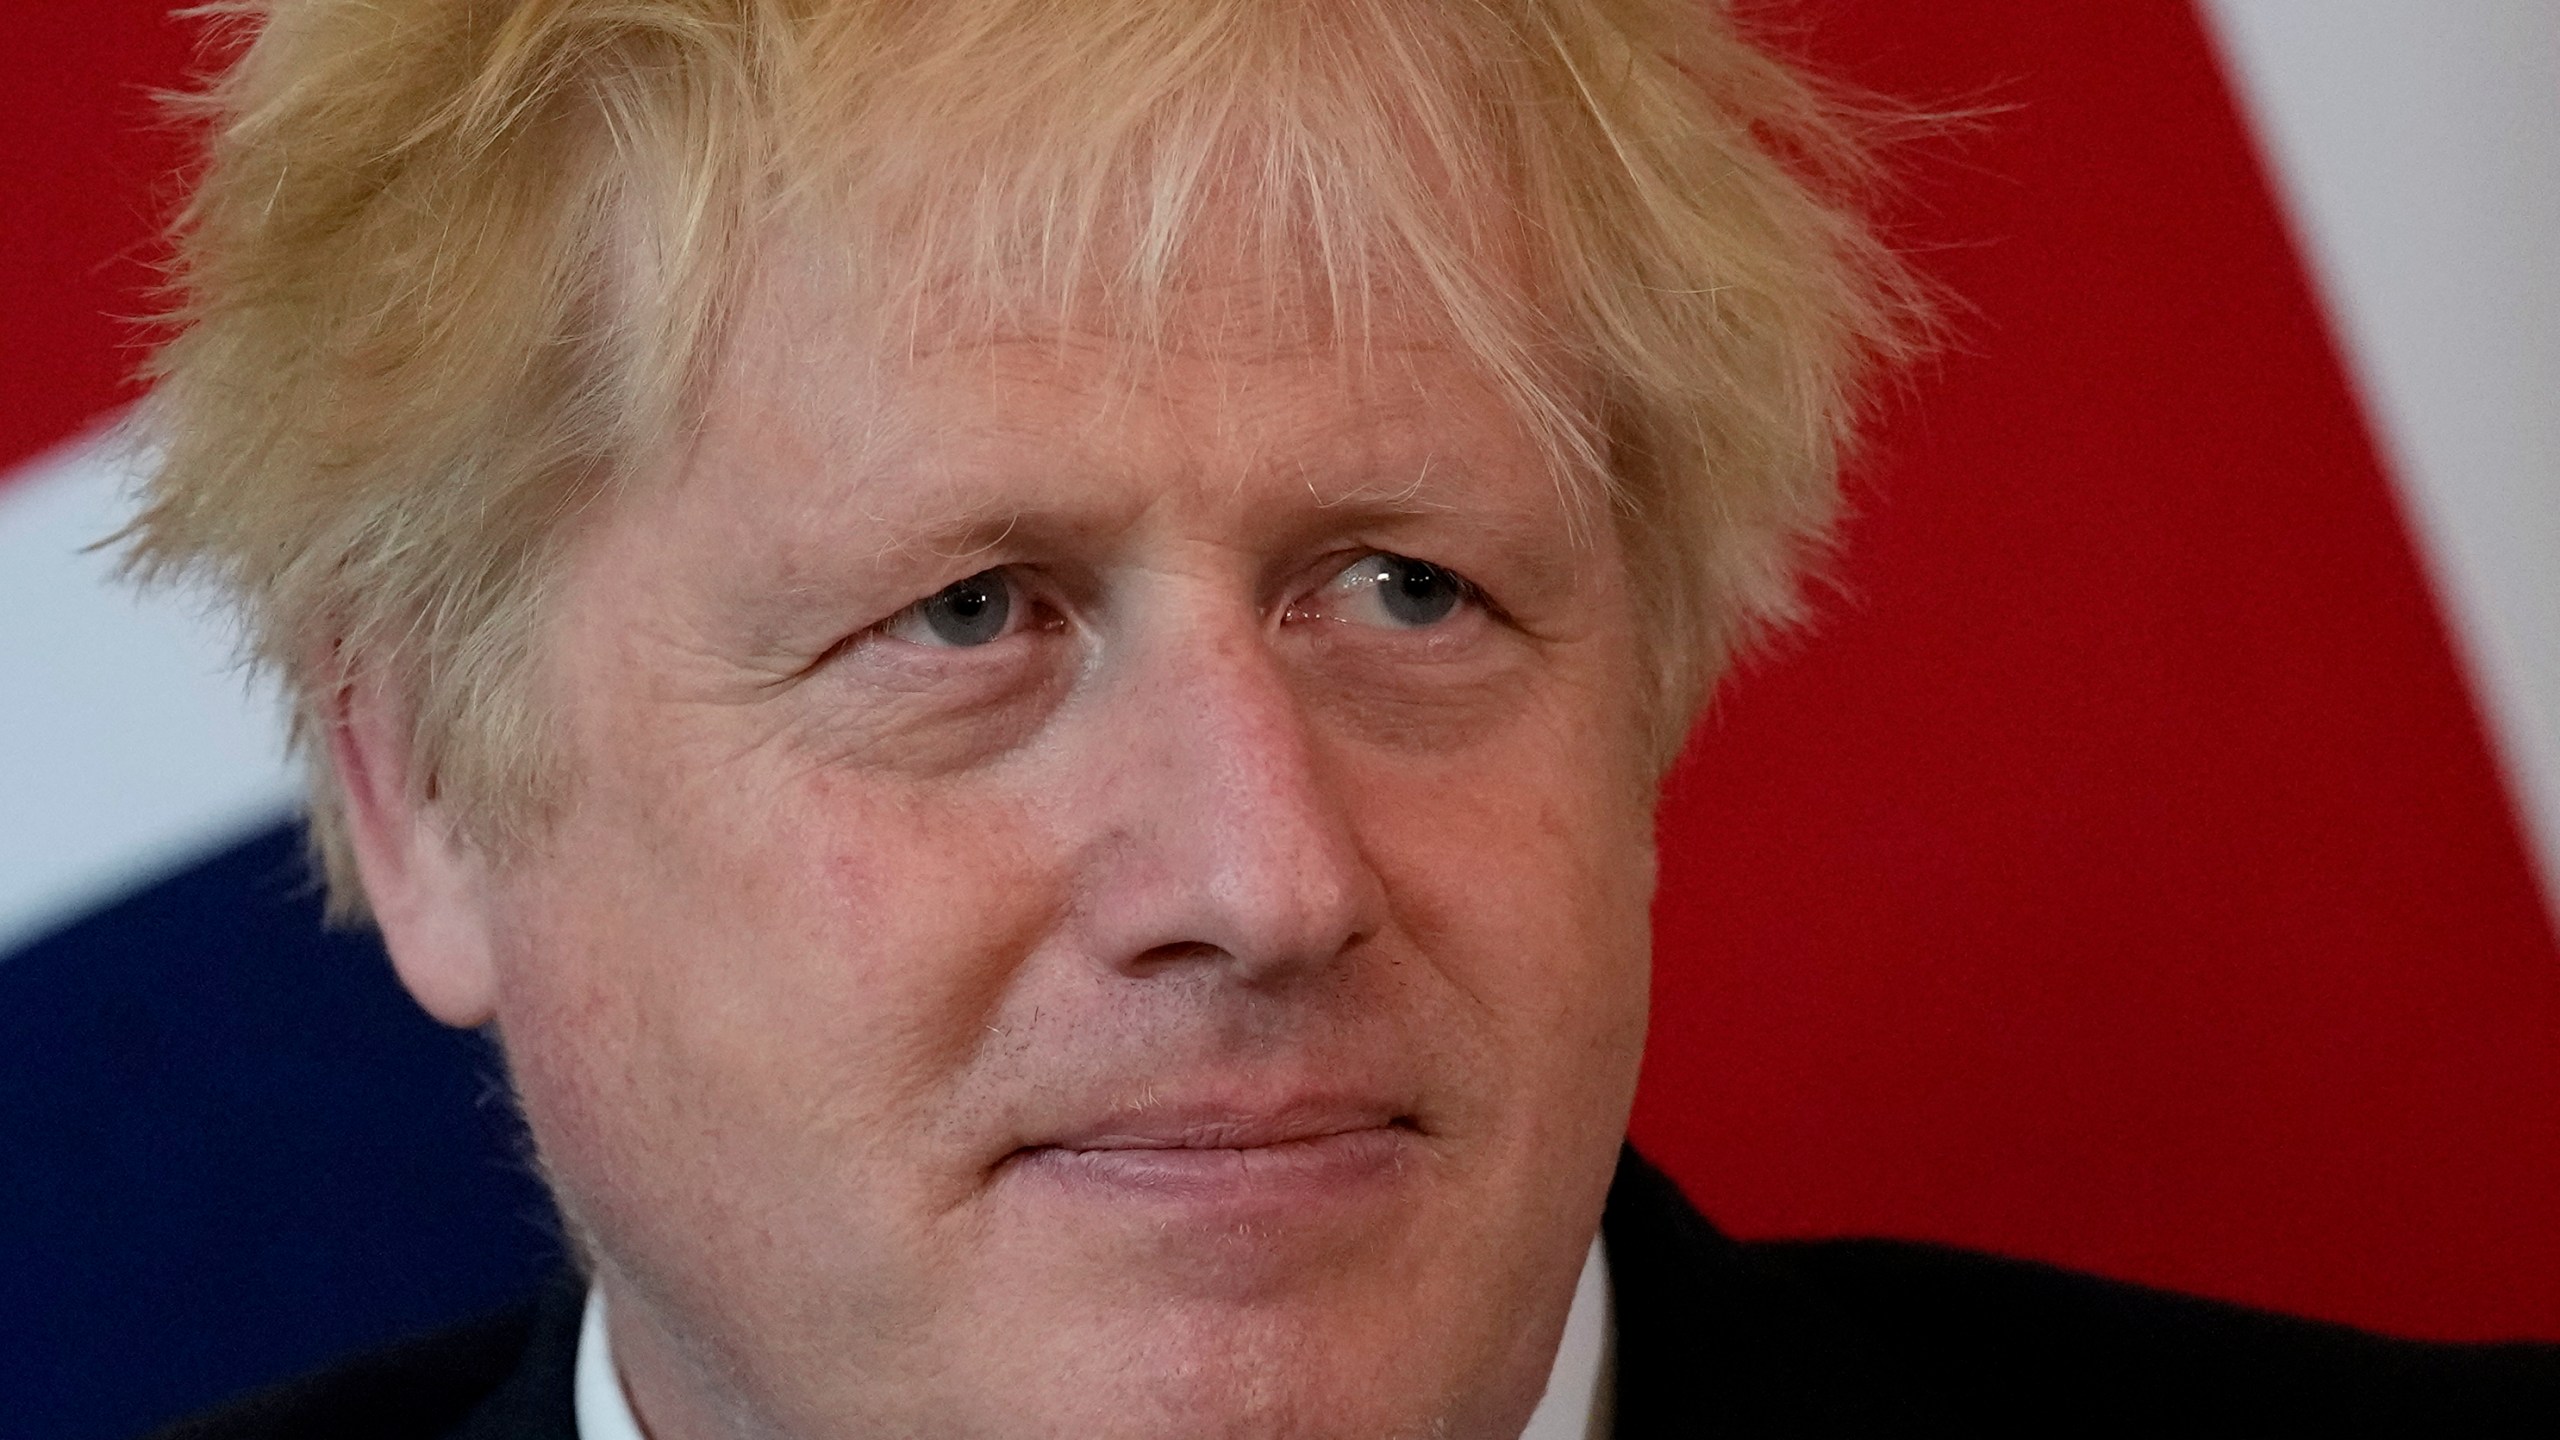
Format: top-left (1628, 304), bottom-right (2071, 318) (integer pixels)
top-left (464, 248), bottom-right (1659, 1439)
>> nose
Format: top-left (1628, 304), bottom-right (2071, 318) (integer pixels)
top-left (1066, 614), bottom-right (1385, 986)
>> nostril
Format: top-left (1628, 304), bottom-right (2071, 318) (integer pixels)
top-left (1126, 940), bottom-right (1226, 976)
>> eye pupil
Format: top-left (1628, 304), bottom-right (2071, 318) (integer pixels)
top-left (922, 571), bottom-right (1011, 645)
top-left (1378, 556), bottom-right (1461, 626)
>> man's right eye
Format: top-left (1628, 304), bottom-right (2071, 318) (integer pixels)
top-left (882, 569), bottom-right (1018, 648)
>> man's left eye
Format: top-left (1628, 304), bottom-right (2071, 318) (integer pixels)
top-left (882, 569), bottom-right (1020, 648)
top-left (1313, 553), bottom-right (1476, 629)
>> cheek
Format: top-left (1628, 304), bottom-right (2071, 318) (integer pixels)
top-left (488, 749), bottom-right (1070, 1236)
top-left (1344, 702), bottom-right (1656, 1112)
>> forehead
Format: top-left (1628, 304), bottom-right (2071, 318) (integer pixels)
top-left (666, 228), bottom-right (1584, 545)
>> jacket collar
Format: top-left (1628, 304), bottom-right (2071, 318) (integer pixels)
top-left (1603, 1146), bottom-right (1944, 1438)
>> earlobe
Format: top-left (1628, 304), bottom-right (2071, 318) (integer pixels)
top-left (327, 675), bottom-right (502, 1029)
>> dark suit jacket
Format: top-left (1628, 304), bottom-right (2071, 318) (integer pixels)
top-left (150, 1148), bottom-right (2560, 1438)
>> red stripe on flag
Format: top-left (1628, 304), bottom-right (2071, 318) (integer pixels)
top-left (0, 4), bottom-right (197, 476)
top-left (1636, 1), bottom-right (2560, 1340)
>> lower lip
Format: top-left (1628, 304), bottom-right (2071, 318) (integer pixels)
top-left (1004, 1124), bottom-right (1418, 1215)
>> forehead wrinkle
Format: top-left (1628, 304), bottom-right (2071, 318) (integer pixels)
top-left (869, 333), bottom-right (1435, 480)
top-left (713, 248), bottom-right (1588, 594)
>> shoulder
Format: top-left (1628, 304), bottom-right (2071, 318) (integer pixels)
top-left (1751, 1235), bottom-right (2560, 1435)
top-left (142, 1276), bottom-right (583, 1440)
top-left (1603, 1148), bottom-right (2560, 1437)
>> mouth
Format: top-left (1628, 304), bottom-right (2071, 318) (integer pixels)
top-left (1000, 1102), bottom-right (1425, 1210)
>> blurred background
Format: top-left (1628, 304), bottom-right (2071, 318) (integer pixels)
top-left (5, 2), bottom-right (2557, 1436)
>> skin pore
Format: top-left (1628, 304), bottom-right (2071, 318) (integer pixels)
top-left (337, 238), bottom-right (1663, 1438)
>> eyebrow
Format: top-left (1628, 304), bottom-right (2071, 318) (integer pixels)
top-left (888, 445), bottom-right (1572, 551)
top-left (737, 339), bottom-right (1605, 592)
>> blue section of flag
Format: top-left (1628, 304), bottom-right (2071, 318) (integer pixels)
top-left (0, 820), bottom-right (562, 1440)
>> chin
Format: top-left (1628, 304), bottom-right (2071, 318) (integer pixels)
top-left (967, 1316), bottom-right (1513, 1440)
top-left (579, 1155), bottom-right (1564, 1440)
top-left (936, 1227), bottom-right (1546, 1440)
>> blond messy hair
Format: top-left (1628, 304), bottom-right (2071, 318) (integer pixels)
top-left (126, 0), bottom-right (1919, 916)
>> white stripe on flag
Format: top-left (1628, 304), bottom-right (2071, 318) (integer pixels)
top-left (0, 429), bottom-right (298, 956)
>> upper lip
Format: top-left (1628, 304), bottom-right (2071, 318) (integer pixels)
top-left (1026, 1098), bottom-right (1411, 1153)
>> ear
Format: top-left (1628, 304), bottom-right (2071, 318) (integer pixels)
top-left (327, 672), bottom-right (501, 1028)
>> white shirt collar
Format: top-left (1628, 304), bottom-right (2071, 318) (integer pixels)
top-left (574, 1280), bottom-right (644, 1440)
top-left (575, 1237), bottom-right (1614, 1440)
top-left (1523, 1235), bottom-right (1617, 1440)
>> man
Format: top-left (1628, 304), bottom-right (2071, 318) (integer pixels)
top-left (128, 1), bottom-right (2560, 1437)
